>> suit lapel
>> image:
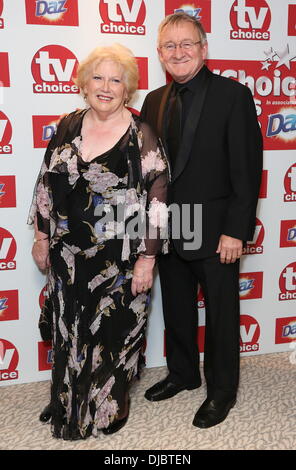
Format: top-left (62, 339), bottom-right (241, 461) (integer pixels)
top-left (172, 68), bottom-right (212, 183)
top-left (157, 81), bottom-right (173, 147)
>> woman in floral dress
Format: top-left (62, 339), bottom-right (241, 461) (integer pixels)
top-left (28, 44), bottom-right (168, 440)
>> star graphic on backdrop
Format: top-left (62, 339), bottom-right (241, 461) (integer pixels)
top-left (274, 44), bottom-right (296, 69)
top-left (264, 47), bottom-right (276, 61)
top-left (261, 60), bottom-right (272, 71)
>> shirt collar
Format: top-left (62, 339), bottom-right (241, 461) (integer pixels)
top-left (174, 64), bottom-right (207, 93)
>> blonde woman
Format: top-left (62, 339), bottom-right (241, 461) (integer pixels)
top-left (29, 44), bottom-right (168, 440)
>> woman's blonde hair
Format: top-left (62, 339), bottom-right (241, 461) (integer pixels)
top-left (74, 43), bottom-right (139, 102)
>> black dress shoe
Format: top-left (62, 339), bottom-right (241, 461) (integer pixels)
top-left (192, 396), bottom-right (236, 429)
top-left (102, 399), bottom-right (130, 435)
top-left (145, 376), bottom-right (200, 402)
top-left (39, 404), bottom-right (52, 423)
top-left (102, 414), bottom-right (129, 435)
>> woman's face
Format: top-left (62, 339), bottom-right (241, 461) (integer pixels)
top-left (83, 59), bottom-right (128, 117)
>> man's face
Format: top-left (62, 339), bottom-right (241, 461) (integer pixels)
top-left (157, 21), bottom-right (208, 83)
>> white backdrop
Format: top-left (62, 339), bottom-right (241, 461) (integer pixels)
top-left (0, 0), bottom-right (295, 386)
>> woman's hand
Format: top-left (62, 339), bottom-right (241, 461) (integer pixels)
top-left (32, 238), bottom-right (50, 271)
top-left (131, 256), bottom-right (155, 296)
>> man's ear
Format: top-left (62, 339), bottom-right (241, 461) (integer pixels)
top-left (157, 47), bottom-right (164, 64)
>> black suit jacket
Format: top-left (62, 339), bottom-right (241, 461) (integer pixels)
top-left (141, 66), bottom-right (263, 260)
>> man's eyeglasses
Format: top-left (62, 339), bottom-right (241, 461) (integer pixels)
top-left (160, 40), bottom-right (202, 52)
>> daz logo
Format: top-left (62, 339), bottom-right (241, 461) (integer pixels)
top-left (25, 0), bottom-right (79, 26)
top-left (230, 0), bottom-right (271, 40)
top-left (100, 0), bottom-right (146, 35)
top-left (284, 163), bottom-right (296, 202)
top-left (32, 45), bottom-right (79, 94)
top-left (275, 317), bottom-right (296, 344)
top-left (239, 272), bottom-right (263, 300)
top-left (0, 227), bottom-right (16, 271)
top-left (32, 115), bottom-right (60, 148)
top-left (280, 220), bottom-right (296, 247)
top-left (279, 262), bottom-right (296, 301)
top-left (0, 175), bottom-right (16, 208)
top-left (242, 218), bottom-right (264, 255)
top-left (0, 290), bottom-right (19, 322)
top-left (0, 111), bottom-right (12, 155)
top-left (165, 1), bottom-right (211, 32)
top-left (0, 0), bottom-right (4, 29)
top-left (0, 339), bottom-right (19, 381)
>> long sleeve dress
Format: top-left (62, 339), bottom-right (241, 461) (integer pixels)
top-left (28, 109), bottom-right (169, 440)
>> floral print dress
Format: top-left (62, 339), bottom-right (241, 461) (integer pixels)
top-left (28, 110), bottom-right (168, 440)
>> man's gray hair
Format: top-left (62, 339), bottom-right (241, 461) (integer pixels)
top-left (158, 12), bottom-right (207, 46)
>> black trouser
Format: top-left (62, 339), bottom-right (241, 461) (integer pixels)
top-left (158, 250), bottom-right (240, 400)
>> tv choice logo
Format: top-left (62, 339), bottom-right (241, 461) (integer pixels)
top-left (38, 341), bottom-right (53, 371)
top-left (230, 0), bottom-right (271, 41)
top-left (242, 218), bottom-right (264, 255)
top-left (208, 58), bottom-right (296, 150)
top-left (279, 262), bottom-right (296, 301)
top-left (275, 317), bottom-right (296, 344)
top-left (280, 220), bottom-right (296, 248)
top-left (0, 227), bottom-right (16, 271)
top-left (0, 175), bottom-right (16, 208)
top-left (239, 272), bottom-right (263, 300)
top-left (25, 0), bottom-right (79, 26)
top-left (240, 315), bottom-right (260, 353)
top-left (0, 111), bottom-right (12, 154)
top-left (284, 163), bottom-right (296, 202)
top-left (0, 290), bottom-right (19, 322)
top-left (0, 339), bottom-right (19, 381)
top-left (31, 45), bottom-right (79, 94)
top-left (288, 5), bottom-right (296, 36)
top-left (165, 0), bottom-right (211, 33)
top-left (0, 0), bottom-right (3, 29)
top-left (208, 59), bottom-right (296, 106)
top-left (100, 0), bottom-right (146, 35)
top-left (32, 115), bottom-right (60, 148)
top-left (0, 52), bottom-right (10, 87)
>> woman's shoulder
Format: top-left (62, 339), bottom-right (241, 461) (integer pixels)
top-left (57, 108), bottom-right (87, 128)
top-left (131, 112), bottom-right (156, 139)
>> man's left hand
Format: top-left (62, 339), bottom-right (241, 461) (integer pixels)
top-left (216, 235), bottom-right (243, 264)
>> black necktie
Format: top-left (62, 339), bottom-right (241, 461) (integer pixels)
top-left (167, 87), bottom-right (187, 171)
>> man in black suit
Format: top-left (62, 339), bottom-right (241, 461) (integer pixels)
top-left (140, 12), bottom-right (263, 428)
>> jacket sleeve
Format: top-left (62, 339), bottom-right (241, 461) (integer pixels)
top-left (222, 84), bottom-right (263, 241)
